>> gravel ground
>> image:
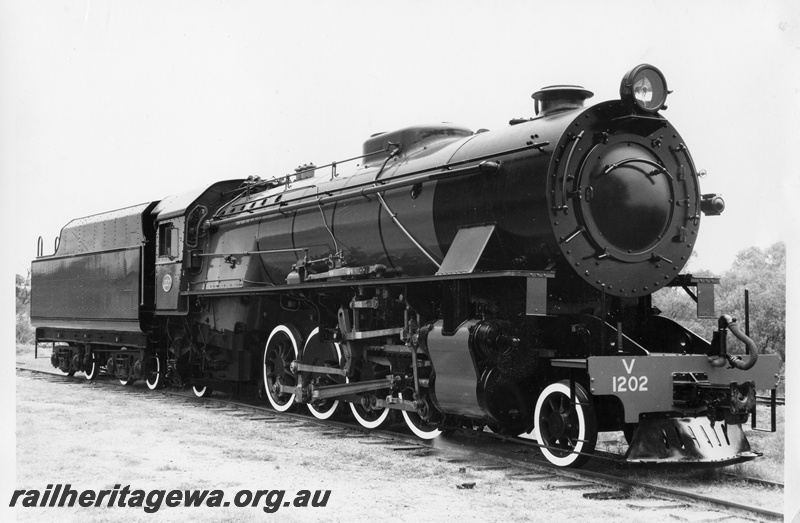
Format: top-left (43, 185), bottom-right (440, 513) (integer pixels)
top-left (10, 362), bottom-right (772, 523)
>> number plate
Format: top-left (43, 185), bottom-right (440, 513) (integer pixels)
top-left (610, 358), bottom-right (648, 392)
top-left (612, 374), bottom-right (649, 393)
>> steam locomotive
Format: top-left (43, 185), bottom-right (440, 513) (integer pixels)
top-left (31, 64), bottom-right (780, 467)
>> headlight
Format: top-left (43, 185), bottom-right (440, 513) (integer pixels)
top-left (619, 64), bottom-right (668, 113)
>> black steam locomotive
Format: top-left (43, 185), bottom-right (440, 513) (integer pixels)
top-left (31, 64), bottom-right (780, 467)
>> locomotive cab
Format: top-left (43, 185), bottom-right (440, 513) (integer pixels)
top-left (151, 180), bottom-right (243, 313)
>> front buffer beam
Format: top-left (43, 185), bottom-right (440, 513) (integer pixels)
top-left (585, 354), bottom-right (781, 424)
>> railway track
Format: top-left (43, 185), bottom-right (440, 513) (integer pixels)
top-left (16, 366), bottom-right (784, 522)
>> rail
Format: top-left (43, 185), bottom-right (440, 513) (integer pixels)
top-left (17, 365), bottom-right (784, 522)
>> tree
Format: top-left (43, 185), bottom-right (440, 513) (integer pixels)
top-left (16, 272), bottom-right (30, 305)
top-left (16, 271), bottom-right (35, 344)
top-left (653, 242), bottom-right (785, 362)
top-left (715, 242), bottom-right (785, 361)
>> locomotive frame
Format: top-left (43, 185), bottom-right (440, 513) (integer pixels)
top-left (31, 64), bottom-right (781, 468)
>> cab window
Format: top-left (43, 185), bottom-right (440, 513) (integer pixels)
top-left (158, 223), bottom-right (177, 258)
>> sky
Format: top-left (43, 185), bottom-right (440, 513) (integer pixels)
top-left (2, 1), bottom-right (798, 277)
top-left (1, 0), bottom-right (799, 519)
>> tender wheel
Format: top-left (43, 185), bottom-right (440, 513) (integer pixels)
top-left (146, 354), bottom-right (164, 390)
top-left (117, 358), bottom-right (136, 386)
top-left (116, 349), bottom-right (136, 386)
top-left (83, 352), bottom-right (98, 381)
top-left (533, 381), bottom-right (597, 467)
top-left (192, 385), bottom-right (213, 398)
top-left (53, 347), bottom-right (75, 376)
top-left (263, 324), bottom-right (301, 412)
top-left (50, 345), bottom-right (75, 376)
top-left (303, 328), bottom-right (342, 420)
top-left (118, 374), bottom-right (136, 386)
top-left (399, 392), bottom-right (442, 440)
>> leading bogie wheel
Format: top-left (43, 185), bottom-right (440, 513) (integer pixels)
top-left (532, 380), bottom-right (597, 467)
top-left (263, 324), bottom-right (301, 412)
top-left (303, 327), bottom-right (342, 420)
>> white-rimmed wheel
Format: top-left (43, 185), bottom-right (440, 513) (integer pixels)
top-left (146, 354), bottom-right (164, 390)
top-left (348, 361), bottom-right (391, 429)
top-left (532, 380), bottom-right (597, 468)
top-left (192, 385), bottom-right (213, 398)
top-left (303, 328), bottom-right (342, 420)
top-left (349, 391), bottom-right (391, 429)
top-left (115, 348), bottom-right (136, 386)
top-left (83, 352), bottom-right (98, 381)
top-left (117, 356), bottom-right (136, 386)
top-left (263, 324), bottom-right (301, 412)
top-left (399, 391), bottom-right (442, 440)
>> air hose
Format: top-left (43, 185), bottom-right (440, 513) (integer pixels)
top-left (707, 314), bottom-right (759, 370)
